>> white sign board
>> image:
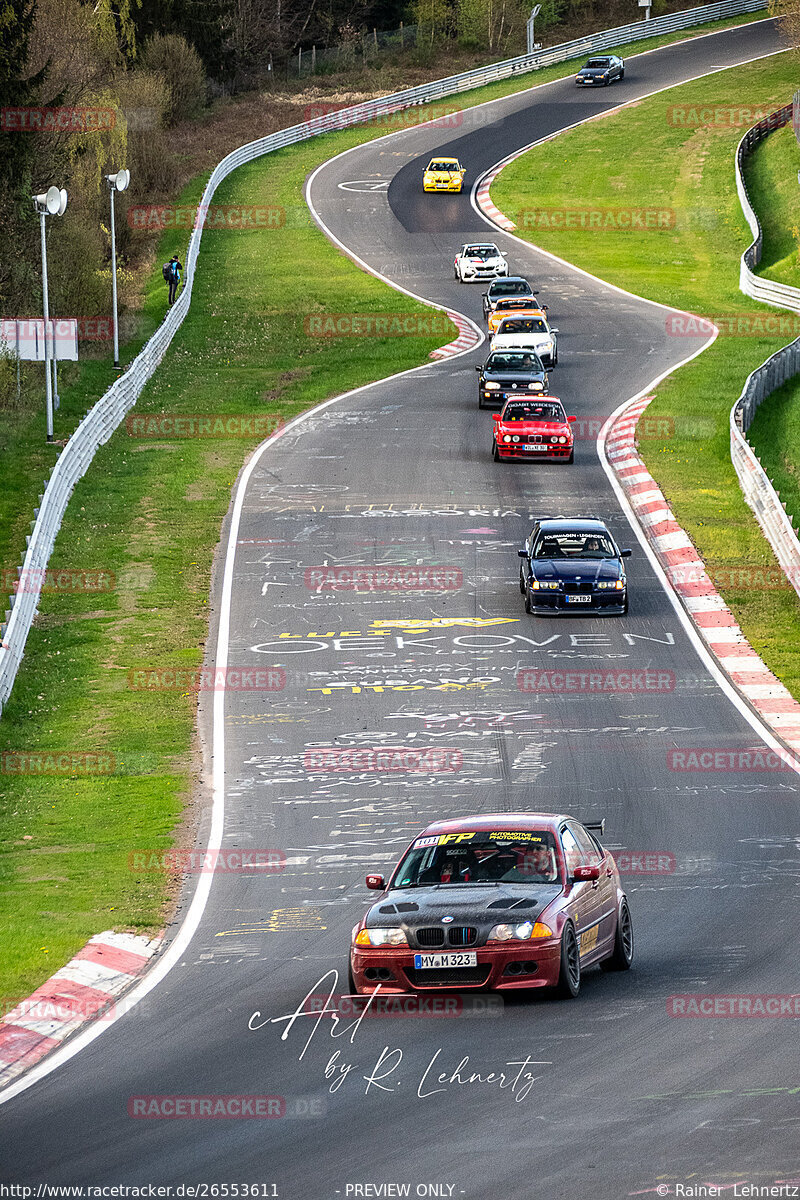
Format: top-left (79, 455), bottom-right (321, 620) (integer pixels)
top-left (0, 319), bottom-right (79, 362)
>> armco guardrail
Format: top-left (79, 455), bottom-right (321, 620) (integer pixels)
top-left (0, 0), bottom-right (770, 716)
top-left (731, 104), bottom-right (800, 604)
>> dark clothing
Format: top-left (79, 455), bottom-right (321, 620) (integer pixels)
top-left (167, 259), bottom-right (183, 305)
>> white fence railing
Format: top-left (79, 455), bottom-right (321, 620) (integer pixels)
top-left (731, 105), bottom-right (800, 603)
top-left (0, 0), bottom-right (771, 715)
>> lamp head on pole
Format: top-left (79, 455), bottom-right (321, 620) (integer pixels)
top-left (106, 169), bottom-right (130, 192)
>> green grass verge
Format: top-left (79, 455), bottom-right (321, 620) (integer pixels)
top-left (744, 122), bottom-right (800, 534)
top-left (491, 50), bottom-right (800, 701)
top-left (0, 3), bottom-right (774, 1005)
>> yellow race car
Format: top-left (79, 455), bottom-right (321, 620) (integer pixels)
top-left (423, 157), bottom-right (466, 193)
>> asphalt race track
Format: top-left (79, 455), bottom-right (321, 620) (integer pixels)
top-left (2, 19), bottom-right (799, 1199)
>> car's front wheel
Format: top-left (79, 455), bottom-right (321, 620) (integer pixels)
top-left (348, 960), bottom-right (357, 994)
top-left (492, 440), bottom-right (500, 461)
top-left (567, 449), bottom-right (574, 464)
top-left (555, 923), bottom-right (581, 998)
top-left (600, 899), bottom-right (634, 972)
top-left (519, 567), bottom-right (526, 594)
top-left (524, 588), bottom-right (534, 615)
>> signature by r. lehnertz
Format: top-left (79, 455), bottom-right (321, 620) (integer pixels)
top-left (248, 970), bottom-right (550, 1102)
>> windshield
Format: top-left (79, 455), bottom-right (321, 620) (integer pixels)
top-left (394, 832), bottom-right (561, 887)
top-left (586, 58), bottom-right (610, 67)
top-left (533, 532), bottom-right (616, 559)
top-left (496, 299), bottom-right (537, 312)
top-left (429, 160), bottom-right (458, 171)
top-left (486, 352), bottom-right (544, 373)
top-left (503, 401), bottom-right (565, 422)
top-left (497, 318), bottom-right (548, 334)
top-left (491, 281), bottom-right (532, 296)
top-left (465, 246), bottom-right (497, 259)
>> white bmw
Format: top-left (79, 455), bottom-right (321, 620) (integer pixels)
top-left (490, 313), bottom-right (559, 366)
top-left (454, 242), bottom-right (509, 283)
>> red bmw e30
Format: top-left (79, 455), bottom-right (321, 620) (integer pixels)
top-left (491, 396), bottom-right (576, 462)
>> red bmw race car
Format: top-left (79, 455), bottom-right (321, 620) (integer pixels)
top-left (349, 812), bottom-right (633, 997)
top-left (491, 396), bottom-right (576, 462)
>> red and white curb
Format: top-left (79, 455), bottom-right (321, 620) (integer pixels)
top-left (607, 395), bottom-right (800, 756)
top-left (429, 310), bottom-right (482, 359)
top-left (0, 930), bottom-right (162, 1086)
top-left (476, 164), bottom-right (518, 231)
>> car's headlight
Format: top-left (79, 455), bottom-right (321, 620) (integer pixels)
top-left (487, 921), bottom-right (553, 942)
top-left (503, 435), bottom-right (512, 443)
top-left (541, 340), bottom-right (553, 350)
top-left (530, 580), bottom-right (560, 590)
top-left (484, 381), bottom-right (500, 390)
top-left (530, 382), bottom-right (544, 391)
top-left (558, 436), bottom-right (567, 444)
top-left (354, 927), bottom-right (408, 947)
top-left (595, 579), bottom-right (625, 590)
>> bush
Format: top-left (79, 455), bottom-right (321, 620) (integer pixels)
top-left (116, 70), bottom-right (173, 199)
top-left (140, 34), bottom-right (206, 126)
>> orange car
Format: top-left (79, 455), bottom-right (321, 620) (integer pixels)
top-left (487, 297), bottom-right (548, 336)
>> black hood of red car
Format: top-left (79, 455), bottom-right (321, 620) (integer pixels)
top-left (366, 882), bottom-right (563, 936)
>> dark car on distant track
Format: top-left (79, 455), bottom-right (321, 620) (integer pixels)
top-left (349, 812), bottom-right (634, 997)
top-left (518, 517), bottom-right (631, 614)
top-left (476, 350), bottom-right (548, 408)
top-left (482, 276), bottom-right (539, 320)
top-left (575, 54), bottom-right (624, 86)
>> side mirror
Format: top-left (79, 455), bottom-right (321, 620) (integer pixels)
top-left (550, 327), bottom-right (559, 334)
top-left (366, 874), bottom-right (385, 890)
top-left (541, 305), bottom-right (549, 312)
top-left (475, 365), bottom-right (483, 372)
top-left (492, 412), bottom-right (501, 421)
top-left (567, 415), bottom-right (577, 423)
top-left (518, 548), bottom-right (529, 559)
top-left (573, 864), bottom-right (600, 882)
top-left (620, 548), bottom-right (632, 558)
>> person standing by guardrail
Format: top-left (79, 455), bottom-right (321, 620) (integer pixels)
top-left (165, 255), bottom-right (183, 305)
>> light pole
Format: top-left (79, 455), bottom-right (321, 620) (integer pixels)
top-left (527, 4), bottom-right (542, 55)
top-left (105, 168), bottom-right (129, 369)
top-left (32, 185), bottom-right (67, 443)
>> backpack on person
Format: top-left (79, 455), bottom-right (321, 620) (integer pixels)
top-left (162, 262), bottom-right (172, 282)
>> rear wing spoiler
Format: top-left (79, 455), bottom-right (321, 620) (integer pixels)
top-left (585, 820), bottom-right (605, 837)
